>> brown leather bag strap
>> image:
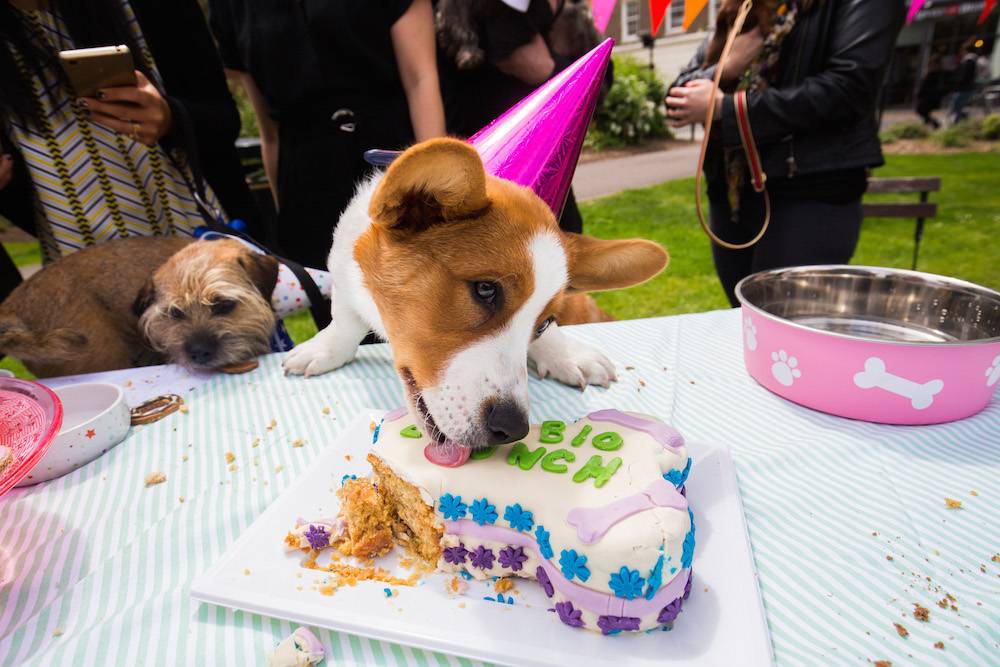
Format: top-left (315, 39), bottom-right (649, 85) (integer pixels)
top-left (694, 0), bottom-right (772, 251)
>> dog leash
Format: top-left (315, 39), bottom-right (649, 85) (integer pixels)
top-left (694, 0), bottom-right (772, 250)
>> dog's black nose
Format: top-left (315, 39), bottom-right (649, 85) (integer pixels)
top-left (185, 334), bottom-right (218, 366)
top-left (484, 401), bottom-right (529, 445)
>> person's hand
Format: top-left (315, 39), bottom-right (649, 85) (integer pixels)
top-left (666, 79), bottom-right (723, 128)
top-left (720, 27), bottom-right (765, 83)
top-left (0, 154), bottom-right (13, 191)
top-left (79, 70), bottom-right (172, 146)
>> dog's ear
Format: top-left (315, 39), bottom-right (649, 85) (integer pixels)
top-left (369, 138), bottom-right (490, 233)
top-left (562, 233), bottom-right (668, 293)
top-left (238, 251), bottom-right (280, 301)
top-left (132, 279), bottom-right (156, 318)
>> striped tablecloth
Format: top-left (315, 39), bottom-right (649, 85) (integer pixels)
top-left (1, 310), bottom-right (997, 666)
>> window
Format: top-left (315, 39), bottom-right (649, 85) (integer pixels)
top-left (622, 0), bottom-right (641, 40)
top-left (669, 0), bottom-right (685, 32)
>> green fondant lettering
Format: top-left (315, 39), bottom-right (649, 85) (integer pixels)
top-left (570, 425), bottom-right (592, 447)
top-left (539, 420), bottom-right (566, 444)
top-left (400, 425), bottom-right (422, 439)
top-left (540, 448), bottom-right (576, 473)
top-left (470, 446), bottom-right (497, 460)
top-left (572, 455), bottom-right (623, 488)
top-left (506, 442), bottom-right (547, 470)
top-left (592, 431), bottom-right (623, 451)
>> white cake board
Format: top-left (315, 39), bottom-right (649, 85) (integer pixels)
top-left (191, 411), bottom-right (773, 666)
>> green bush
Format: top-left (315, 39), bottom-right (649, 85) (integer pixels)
top-left (585, 55), bottom-right (672, 150)
top-left (934, 121), bottom-right (976, 148)
top-left (879, 121), bottom-right (930, 144)
top-left (979, 113), bottom-right (1000, 140)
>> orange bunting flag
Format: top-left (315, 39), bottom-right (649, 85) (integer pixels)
top-left (682, 0), bottom-right (710, 31)
top-left (978, 0), bottom-right (996, 25)
top-left (649, 0), bottom-right (672, 35)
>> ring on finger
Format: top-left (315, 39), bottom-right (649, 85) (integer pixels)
top-left (129, 120), bottom-right (140, 141)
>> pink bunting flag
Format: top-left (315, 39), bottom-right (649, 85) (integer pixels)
top-left (906, 0), bottom-right (926, 24)
top-left (591, 0), bottom-right (616, 33)
top-left (979, 0), bottom-right (996, 25)
top-left (649, 0), bottom-right (671, 35)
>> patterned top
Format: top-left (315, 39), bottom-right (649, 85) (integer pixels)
top-left (4, 1), bottom-right (221, 263)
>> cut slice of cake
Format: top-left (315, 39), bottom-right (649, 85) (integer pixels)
top-left (362, 408), bottom-right (696, 634)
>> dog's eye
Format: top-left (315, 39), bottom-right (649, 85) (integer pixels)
top-left (534, 316), bottom-right (555, 339)
top-left (168, 306), bottom-right (186, 321)
top-left (211, 299), bottom-right (237, 316)
top-left (470, 281), bottom-right (501, 310)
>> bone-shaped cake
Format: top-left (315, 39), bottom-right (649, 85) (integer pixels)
top-left (367, 409), bottom-right (695, 634)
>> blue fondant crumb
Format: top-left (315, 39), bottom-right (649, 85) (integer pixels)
top-left (663, 458), bottom-right (692, 488)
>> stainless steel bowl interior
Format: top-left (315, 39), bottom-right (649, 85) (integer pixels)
top-left (736, 266), bottom-right (1000, 344)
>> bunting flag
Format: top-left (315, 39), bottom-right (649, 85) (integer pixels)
top-left (591, 0), bottom-right (616, 33)
top-left (978, 0), bottom-right (996, 25)
top-left (682, 0), bottom-right (709, 30)
top-left (906, 0), bottom-right (926, 24)
top-left (649, 0), bottom-right (672, 34)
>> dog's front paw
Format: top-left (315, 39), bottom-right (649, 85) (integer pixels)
top-left (530, 332), bottom-right (617, 389)
top-left (282, 335), bottom-right (356, 378)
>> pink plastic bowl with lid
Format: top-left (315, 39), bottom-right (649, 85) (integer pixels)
top-left (735, 265), bottom-right (1000, 425)
top-left (0, 377), bottom-right (63, 497)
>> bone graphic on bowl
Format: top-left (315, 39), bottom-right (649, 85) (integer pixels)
top-left (853, 357), bottom-right (944, 410)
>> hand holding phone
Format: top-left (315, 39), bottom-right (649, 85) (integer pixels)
top-left (78, 70), bottom-right (174, 146)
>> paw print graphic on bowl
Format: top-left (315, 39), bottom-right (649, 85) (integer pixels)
top-left (743, 316), bottom-right (758, 352)
top-left (770, 350), bottom-right (801, 387)
top-left (986, 355), bottom-right (1000, 388)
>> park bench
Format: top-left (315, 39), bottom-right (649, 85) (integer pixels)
top-left (862, 176), bottom-right (940, 270)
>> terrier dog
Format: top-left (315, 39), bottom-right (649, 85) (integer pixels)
top-left (0, 237), bottom-right (278, 377)
top-left (283, 139), bottom-right (667, 462)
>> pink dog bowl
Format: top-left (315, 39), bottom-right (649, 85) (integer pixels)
top-left (736, 266), bottom-right (1000, 425)
top-left (0, 378), bottom-right (63, 497)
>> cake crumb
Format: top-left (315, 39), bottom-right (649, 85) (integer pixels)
top-left (969, 490), bottom-right (978, 496)
top-left (625, 365), bottom-right (635, 370)
top-left (178, 404), bottom-right (188, 414)
top-left (934, 641), bottom-right (945, 650)
top-left (275, 465), bottom-right (284, 473)
top-left (944, 498), bottom-right (962, 509)
top-left (936, 597), bottom-right (948, 609)
top-left (266, 419), bottom-right (277, 431)
top-left (874, 661), bottom-right (892, 667)
top-left (291, 439), bottom-right (304, 448)
top-left (228, 463), bottom-right (238, 472)
top-left (178, 496), bottom-right (185, 503)
top-left (322, 407), bottom-right (331, 415)
top-left (446, 576), bottom-right (468, 595)
top-left (243, 568), bottom-right (251, 576)
top-left (52, 628), bottom-right (63, 637)
top-left (894, 623), bottom-right (909, 638)
top-left (318, 584), bottom-right (336, 596)
top-left (144, 472), bottom-right (166, 487)
top-left (225, 451), bottom-right (235, 464)
top-left (638, 379), bottom-right (646, 387)
top-left (252, 437), bottom-right (260, 448)
top-left (991, 554), bottom-right (999, 563)
top-left (913, 604), bottom-right (929, 622)
top-left (181, 454), bottom-right (188, 462)
top-left (457, 602), bottom-right (466, 609)
top-left (494, 578), bottom-right (515, 594)
top-left (344, 454), bottom-right (352, 461)
top-left (886, 555), bottom-right (894, 561)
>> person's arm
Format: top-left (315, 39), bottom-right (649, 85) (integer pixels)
top-left (717, 0), bottom-right (903, 148)
top-left (228, 69), bottom-right (280, 207)
top-left (390, 0), bottom-right (445, 142)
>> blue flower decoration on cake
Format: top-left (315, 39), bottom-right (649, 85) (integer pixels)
top-left (534, 525), bottom-right (553, 559)
top-left (559, 549), bottom-right (591, 582)
top-left (470, 498), bottom-right (498, 526)
top-left (645, 552), bottom-right (665, 600)
top-left (681, 508), bottom-right (696, 569)
top-left (609, 566), bottom-right (646, 600)
top-left (438, 493), bottom-right (468, 521)
top-left (503, 503), bottom-right (534, 532)
top-left (663, 458), bottom-right (692, 488)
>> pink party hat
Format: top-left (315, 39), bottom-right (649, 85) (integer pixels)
top-left (468, 38), bottom-right (614, 218)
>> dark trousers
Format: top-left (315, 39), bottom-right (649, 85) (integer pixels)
top-left (709, 191), bottom-right (863, 307)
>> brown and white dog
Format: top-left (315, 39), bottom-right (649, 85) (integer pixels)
top-left (283, 139), bottom-right (667, 460)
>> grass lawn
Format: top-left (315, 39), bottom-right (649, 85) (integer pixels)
top-left (3, 152), bottom-right (998, 378)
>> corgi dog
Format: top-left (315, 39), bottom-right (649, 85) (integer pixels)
top-left (283, 139), bottom-right (667, 464)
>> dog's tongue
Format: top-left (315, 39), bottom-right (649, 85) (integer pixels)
top-left (424, 440), bottom-right (471, 468)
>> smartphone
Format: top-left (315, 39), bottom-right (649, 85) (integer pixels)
top-left (58, 45), bottom-right (136, 98)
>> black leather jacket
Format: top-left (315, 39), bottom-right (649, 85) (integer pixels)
top-left (675, 0), bottom-right (904, 185)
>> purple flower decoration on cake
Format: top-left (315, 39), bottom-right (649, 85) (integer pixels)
top-left (536, 566), bottom-right (554, 597)
top-left (470, 498), bottom-right (498, 526)
top-left (470, 545), bottom-right (495, 570)
top-left (498, 546), bottom-right (528, 572)
top-left (443, 544), bottom-right (469, 565)
top-left (438, 493), bottom-right (468, 521)
top-left (657, 596), bottom-right (684, 624)
top-left (555, 601), bottom-right (584, 628)
top-left (608, 566), bottom-right (645, 600)
top-left (304, 524), bottom-right (330, 551)
top-left (503, 503), bottom-right (534, 532)
top-left (534, 524), bottom-right (553, 559)
top-left (597, 615), bottom-right (640, 635)
top-left (682, 508), bottom-right (696, 569)
top-left (558, 549), bottom-right (590, 582)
